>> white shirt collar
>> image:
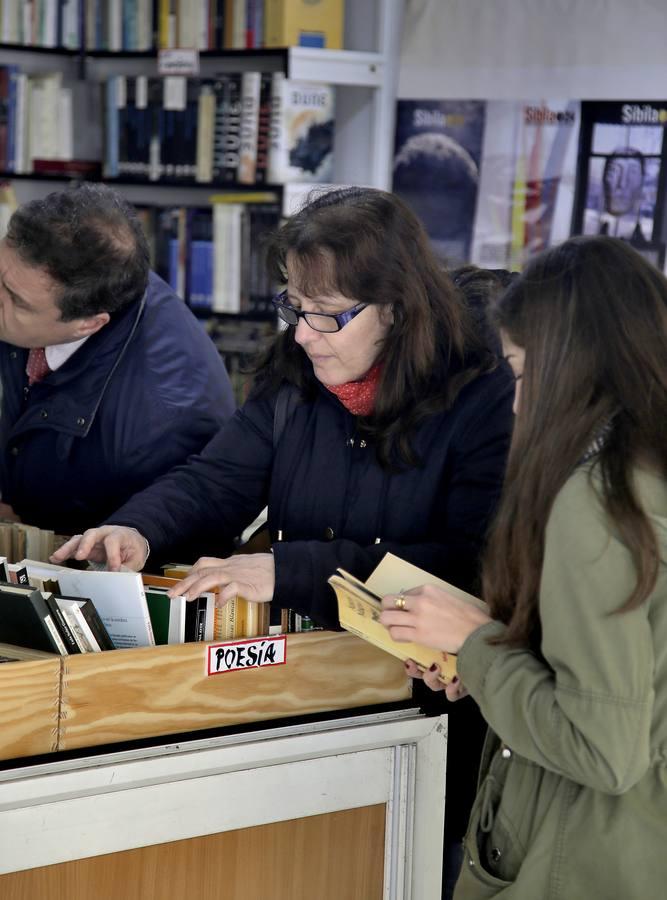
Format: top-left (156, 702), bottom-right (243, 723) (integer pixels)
top-left (45, 335), bottom-right (90, 371)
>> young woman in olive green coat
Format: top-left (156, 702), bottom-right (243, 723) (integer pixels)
top-left (381, 235), bottom-right (667, 899)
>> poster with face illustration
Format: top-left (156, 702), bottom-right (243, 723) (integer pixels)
top-left (573, 102), bottom-right (667, 269)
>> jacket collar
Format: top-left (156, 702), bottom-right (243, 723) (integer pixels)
top-left (13, 292), bottom-right (147, 439)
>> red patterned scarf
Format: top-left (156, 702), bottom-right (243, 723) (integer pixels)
top-left (325, 363), bottom-right (382, 416)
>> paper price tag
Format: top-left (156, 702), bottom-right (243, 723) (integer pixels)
top-left (207, 635), bottom-right (287, 676)
top-left (158, 48), bottom-right (200, 77)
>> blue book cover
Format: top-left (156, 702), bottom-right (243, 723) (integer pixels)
top-left (105, 77), bottom-right (120, 178)
top-left (392, 100), bottom-right (486, 264)
top-left (187, 208), bottom-right (213, 309)
top-left (5, 66), bottom-right (19, 172)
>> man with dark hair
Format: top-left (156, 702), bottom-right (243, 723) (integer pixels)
top-left (0, 184), bottom-right (235, 554)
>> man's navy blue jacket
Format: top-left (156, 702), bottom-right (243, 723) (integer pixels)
top-left (109, 364), bottom-right (514, 624)
top-left (0, 272), bottom-right (235, 539)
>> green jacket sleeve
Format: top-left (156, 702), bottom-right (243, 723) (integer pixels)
top-left (457, 466), bottom-right (655, 795)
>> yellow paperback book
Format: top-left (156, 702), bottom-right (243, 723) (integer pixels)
top-left (264, 0), bottom-right (344, 50)
top-left (329, 553), bottom-right (486, 685)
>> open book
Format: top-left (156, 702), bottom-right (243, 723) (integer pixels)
top-left (328, 553), bottom-right (485, 685)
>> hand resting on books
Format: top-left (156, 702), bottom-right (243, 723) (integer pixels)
top-left (50, 525), bottom-right (149, 571)
top-left (380, 583), bottom-right (491, 699)
top-left (166, 554), bottom-right (275, 605)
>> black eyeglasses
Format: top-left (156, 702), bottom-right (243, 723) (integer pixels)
top-left (271, 290), bottom-right (368, 333)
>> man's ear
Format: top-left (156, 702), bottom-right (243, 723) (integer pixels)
top-left (71, 312), bottom-right (111, 339)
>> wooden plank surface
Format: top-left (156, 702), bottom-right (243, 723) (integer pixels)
top-left (59, 631), bottom-right (410, 751)
top-left (0, 658), bottom-right (61, 760)
top-left (0, 804), bottom-right (386, 900)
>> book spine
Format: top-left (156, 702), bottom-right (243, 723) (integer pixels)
top-left (212, 72), bottom-right (242, 183)
top-left (237, 70), bottom-right (261, 184)
top-left (30, 591), bottom-right (68, 654)
top-left (118, 75), bottom-right (132, 176)
top-left (254, 70), bottom-right (272, 184)
top-left (213, 0), bottom-right (224, 49)
top-left (184, 77), bottom-right (199, 179)
top-left (263, 0), bottom-right (283, 48)
top-left (195, 81), bottom-right (214, 182)
top-left (135, 74), bottom-right (150, 178)
top-left (148, 76), bottom-right (162, 180)
top-left (79, 598), bottom-right (115, 650)
top-left (266, 70), bottom-right (285, 183)
top-left (0, 68), bottom-right (9, 172)
top-left (42, 593), bottom-right (81, 654)
top-left (104, 76), bottom-right (119, 178)
top-left (42, 611), bottom-right (68, 654)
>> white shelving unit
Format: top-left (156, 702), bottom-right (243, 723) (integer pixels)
top-left (1, 0), bottom-right (405, 211)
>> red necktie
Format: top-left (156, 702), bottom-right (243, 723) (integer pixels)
top-left (26, 347), bottom-right (51, 385)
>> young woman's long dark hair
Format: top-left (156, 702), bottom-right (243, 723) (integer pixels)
top-left (483, 236), bottom-right (667, 647)
top-left (254, 187), bottom-right (496, 466)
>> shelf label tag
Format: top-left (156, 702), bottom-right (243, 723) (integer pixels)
top-left (158, 48), bottom-right (200, 77)
top-left (207, 635), bottom-right (287, 676)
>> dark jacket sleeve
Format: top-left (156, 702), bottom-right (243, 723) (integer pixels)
top-left (105, 393), bottom-right (275, 560)
top-left (273, 371), bottom-right (514, 628)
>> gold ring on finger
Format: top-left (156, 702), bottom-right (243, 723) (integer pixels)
top-left (394, 593), bottom-right (407, 611)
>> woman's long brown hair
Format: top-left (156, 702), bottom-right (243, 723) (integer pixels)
top-left (484, 236), bottom-right (667, 647)
top-left (253, 187), bottom-right (497, 467)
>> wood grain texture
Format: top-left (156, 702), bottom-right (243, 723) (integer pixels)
top-left (0, 658), bottom-right (61, 760)
top-left (59, 631), bottom-right (410, 751)
top-left (0, 805), bottom-right (386, 900)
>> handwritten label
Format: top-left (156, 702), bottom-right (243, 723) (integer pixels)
top-left (207, 635), bottom-right (287, 676)
top-left (158, 48), bottom-right (200, 76)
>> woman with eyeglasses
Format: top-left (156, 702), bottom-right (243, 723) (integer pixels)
top-left (380, 235), bottom-right (667, 899)
top-left (53, 188), bottom-right (515, 889)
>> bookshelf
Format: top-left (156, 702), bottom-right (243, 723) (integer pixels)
top-left (0, 1), bottom-right (404, 398)
top-left (0, 0), bottom-right (404, 206)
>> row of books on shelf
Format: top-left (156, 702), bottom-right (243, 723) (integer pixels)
top-left (0, 0), bottom-right (79, 50)
top-left (0, 556), bottom-right (319, 663)
top-left (0, 68), bottom-right (75, 173)
top-left (104, 72), bottom-right (334, 186)
top-left (136, 197), bottom-right (281, 313)
top-left (0, 0), bottom-right (343, 53)
top-left (0, 518), bottom-right (68, 565)
top-left (0, 64), bottom-right (335, 187)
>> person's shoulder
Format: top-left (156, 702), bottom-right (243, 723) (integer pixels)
top-left (144, 271), bottom-right (192, 316)
top-left (141, 272), bottom-right (222, 356)
top-left (554, 462), bottom-right (667, 516)
top-left (549, 462), bottom-right (667, 560)
top-left (446, 362), bottom-right (515, 429)
top-left (464, 360), bottom-right (514, 395)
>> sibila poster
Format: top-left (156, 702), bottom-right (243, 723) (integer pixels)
top-left (572, 101), bottom-right (667, 270)
top-left (471, 100), bottom-right (581, 271)
top-left (392, 100), bottom-right (486, 265)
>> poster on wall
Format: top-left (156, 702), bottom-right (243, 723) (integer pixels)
top-left (470, 100), bottom-right (580, 271)
top-left (392, 100), bottom-right (486, 264)
top-left (572, 101), bottom-right (667, 269)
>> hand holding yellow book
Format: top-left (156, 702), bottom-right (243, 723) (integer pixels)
top-left (329, 553), bottom-right (486, 685)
